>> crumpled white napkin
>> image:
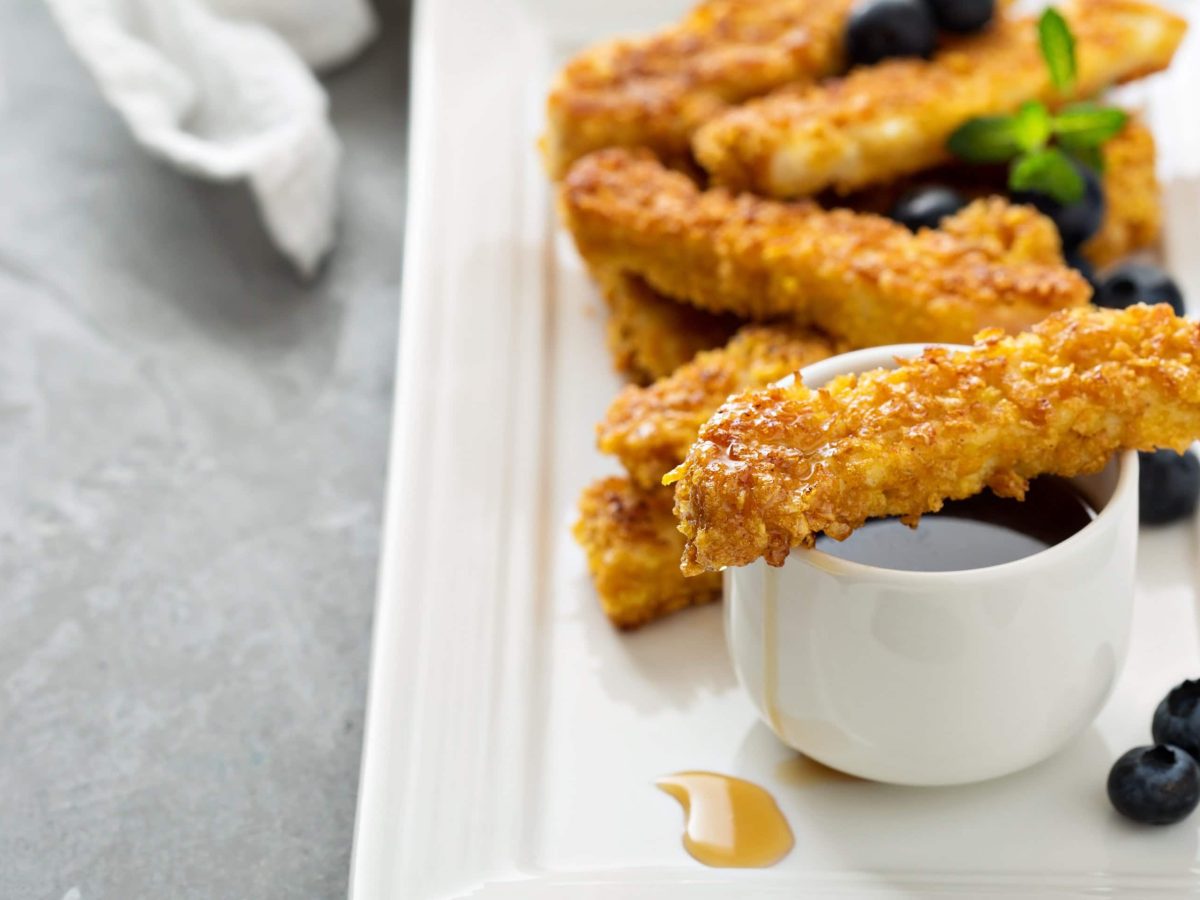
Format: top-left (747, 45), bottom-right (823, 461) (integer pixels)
top-left (43, 0), bottom-right (378, 276)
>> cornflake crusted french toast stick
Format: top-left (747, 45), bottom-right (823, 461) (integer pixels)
top-left (593, 269), bottom-right (742, 385)
top-left (574, 477), bottom-right (721, 628)
top-left (560, 148), bottom-right (1090, 347)
top-left (541, 0), bottom-right (854, 179)
top-left (599, 323), bottom-right (839, 489)
top-left (693, 0), bottom-right (1185, 197)
top-left (668, 305), bottom-right (1200, 574)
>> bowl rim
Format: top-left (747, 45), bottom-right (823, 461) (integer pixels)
top-left (774, 343), bottom-right (1140, 585)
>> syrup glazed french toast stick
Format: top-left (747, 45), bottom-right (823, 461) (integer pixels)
top-left (669, 305), bottom-right (1200, 574)
top-left (560, 148), bottom-right (1090, 347)
top-left (574, 477), bottom-right (722, 628)
top-left (541, 0), bottom-right (855, 179)
top-left (693, 0), bottom-right (1185, 197)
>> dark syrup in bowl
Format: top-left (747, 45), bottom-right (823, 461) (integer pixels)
top-left (812, 476), bottom-right (1096, 572)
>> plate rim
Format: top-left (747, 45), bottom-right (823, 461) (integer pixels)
top-left (348, 1), bottom-right (554, 896)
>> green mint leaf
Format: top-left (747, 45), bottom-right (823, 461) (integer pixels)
top-left (1063, 143), bottom-right (1105, 173)
top-left (1039, 8), bottom-right (1077, 92)
top-left (1052, 103), bottom-right (1128, 147)
top-left (947, 115), bottom-right (1023, 162)
top-left (1012, 101), bottom-right (1052, 152)
top-left (1009, 148), bottom-right (1085, 204)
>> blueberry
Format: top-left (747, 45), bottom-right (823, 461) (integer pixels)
top-left (1094, 263), bottom-right (1186, 316)
top-left (889, 186), bottom-right (968, 231)
top-left (1066, 250), bottom-right (1098, 290)
top-left (1153, 680), bottom-right (1200, 762)
top-left (1011, 162), bottom-right (1104, 250)
top-left (846, 0), bottom-right (937, 67)
top-left (1108, 745), bottom-right (1200, 825)
top-left (925, 0), bottom-right (995, 33)
top-left (1139, 450), bottom-right (1200, 526)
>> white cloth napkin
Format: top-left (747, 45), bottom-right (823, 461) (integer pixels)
top-left (43, 0), bottom-right (378, 276)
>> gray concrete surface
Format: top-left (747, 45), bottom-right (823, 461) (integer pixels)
top-left (0, 3), bottom-right (408, 897)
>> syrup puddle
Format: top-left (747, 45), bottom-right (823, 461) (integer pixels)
top-left (656, 771), bottom-right (795, 868)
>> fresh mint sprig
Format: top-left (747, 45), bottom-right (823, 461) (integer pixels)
top-left (1053, 103), bottom-right (1129, 147)
top-left (1038, 7), bottom-right (1077, 92)
top-left (1009, 147), bottom-right (1084, 200)
top-left (946, 7), bottom-right (1127, 205)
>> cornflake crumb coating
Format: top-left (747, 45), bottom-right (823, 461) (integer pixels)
top-left (594, 269), bottom-right (742, 385)
top-left (574, 477), bottom-right (721, 628)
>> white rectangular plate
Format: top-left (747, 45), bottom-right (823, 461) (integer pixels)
top-left (350, 2), bottom-right (1200, 897)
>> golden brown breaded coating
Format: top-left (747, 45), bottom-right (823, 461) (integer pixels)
top-left (1083, 119), bottom-right (1162, 268)
top-left (595, 269), bottom-right (742, 384)
top-left (560, 148), bottom-right (1090, 347)
top-left (936, 195), bottom-right (1067, 266)
top-left (668, 304), bottom-right (1200, 574)
top-left (541, 0), bottom-right (854, 179)
top-left (574, 477), bottom-right (722, 628)
top-left (693, 0), bottom-right (1185, 197)
top-left (599, 323), bottom-right (838, 489)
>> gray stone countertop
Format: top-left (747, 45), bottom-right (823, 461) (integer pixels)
top-left (0, 2), bottom-right (409, 897)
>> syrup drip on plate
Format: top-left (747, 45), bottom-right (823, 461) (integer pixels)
top-left (656, 771), bottom-right (794, 868)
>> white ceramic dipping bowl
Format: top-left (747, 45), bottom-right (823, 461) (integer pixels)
top-left (725, 344), bottom-right (1139, 786)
